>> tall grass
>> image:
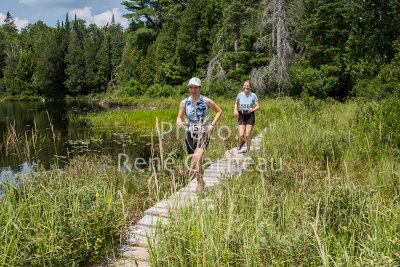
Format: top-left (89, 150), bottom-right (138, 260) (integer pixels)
top-left (0, 155), bottom-right (181, 266)
top-left (150, 97), bottom-right (400, 266)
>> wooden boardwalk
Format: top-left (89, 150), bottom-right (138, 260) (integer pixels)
top-left (100, 130), bottom-right (265, 267)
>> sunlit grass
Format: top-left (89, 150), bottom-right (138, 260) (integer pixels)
top-left (150, 98), bottom-right (400, 266)
top-left (0, 155), bottom-right (185, 266)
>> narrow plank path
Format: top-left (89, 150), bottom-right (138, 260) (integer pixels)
top-left (99, 130), bottom-right (265, 267)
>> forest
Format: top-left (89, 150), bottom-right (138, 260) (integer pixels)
top-left (0, 0), bottom-right (400, 99)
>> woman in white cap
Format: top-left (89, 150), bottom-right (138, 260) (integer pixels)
top-left (234, 80), bottom-right (260, 153)
top-left (177, 77), bottom-right (222, 191)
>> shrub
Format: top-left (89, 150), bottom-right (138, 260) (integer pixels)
top-left (115, 79), bottom-right (143, 96)
top-left (292, 64), bottom-right (342, 98)
top-left (146, 83), bottom-right (175, 97)
top-left (381, 97), bottom-right (400, 148)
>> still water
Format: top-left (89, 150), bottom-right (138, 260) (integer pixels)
top-left (0, 99), bottom-right (151, 182)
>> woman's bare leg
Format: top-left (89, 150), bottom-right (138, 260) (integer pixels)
top-left (238, 124), bottom-right (246, 149)
top-left (190, 147), bottom-right (205, 191)
top-left (245, 124), bottom-right (253, 151)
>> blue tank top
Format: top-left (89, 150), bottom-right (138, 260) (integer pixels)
top-left (185, 95), bottom-right (210, 131)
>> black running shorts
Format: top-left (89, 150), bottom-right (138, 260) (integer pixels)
top-left (185, 131), bottom-right (210, 154)
top-left (238, 111), bottom-right (255, 125)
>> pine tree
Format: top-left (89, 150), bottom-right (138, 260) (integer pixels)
top-left (33, 29), bottom-right (65, 97)
top-left (64, 13), bottom-right (71, 34)
top-left (154, 21), bottom-right (180, 84)
top-left (0, 29), bottom-right (6, 80)
top-left (2, 12), bottom-right (18, 33)
top-left (109, 21), bottom-right (124, 86)
top-left (122, 0), bottom-right (179, 31)
top-left (65, 30), bottom-right (85, 94)
top-left (115, 33), bottom-right (141, 86)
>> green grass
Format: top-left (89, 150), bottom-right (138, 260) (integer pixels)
top-left (84, 109), bottom-right (177, 131)
top-left (0, 95), bottom-right (43, 102)
top-left (149, 97), bottom-right (400, 266)
top-left (4, 96), bottom-right (398, 266)
top-left (0, 156), bottom-right (182, 266)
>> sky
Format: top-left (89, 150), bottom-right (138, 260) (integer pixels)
top-left (0, 0), bottom-right (129, 30)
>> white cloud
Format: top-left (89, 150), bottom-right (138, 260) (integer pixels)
top-left (0, 13), bottom-right (6, 23)
top-left (0, 12), bottom-right (29, 30)
top-left (69, 6), bottom-right (128, 28)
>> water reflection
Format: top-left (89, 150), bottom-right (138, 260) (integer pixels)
top-left (0, 161), bottom-right (35, 185)
top-left (0, 99), bottom-right (151, 173)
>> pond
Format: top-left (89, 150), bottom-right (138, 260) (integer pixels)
top-left (0, 99), bottom-right (152, 182)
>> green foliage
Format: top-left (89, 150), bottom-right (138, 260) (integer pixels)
top-left (65, 31), bottom-right (86, 95)
top-left (352, 40), bottom-right (400, 99)
top-left (0, 29), bottom-right (6, 79)
top-left (151, 98), bottom-right (400, 266)
top-left (122, 0), bottom-right (178, 31)
top-left (381, 97), bottom-right (400, 148)
top-left (154, 21), bottom-right (181, 85)
top-left (292, 63), bottom-right (341, 98)
top-left (1, 0), bottom-right (400, 99)
top-left (0, 157), bottom-right (126, 266)
top-left (115, 79), bottom-right (143, 96)
top-left (33, 28), bottom-right (66, 97)
top-left (146, 83), bottom-right (175, 97)
top-left (115, 34), bottom-right (141, 86)
top-left (202, 79), bottom-right (238, 98)
top-left (2, 12), bottom-right (18, 33)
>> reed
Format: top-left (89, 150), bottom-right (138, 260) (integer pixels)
top-left (150, 97), bottom-right (400, 266)
top-left (0, 155), bottom-right (182, 266)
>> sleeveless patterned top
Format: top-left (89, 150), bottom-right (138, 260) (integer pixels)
top-left (185, 95), bottom-right (210, 132)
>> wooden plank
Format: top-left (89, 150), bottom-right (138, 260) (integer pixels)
top-left (206, 165), bottom-right (228, 171)
top-left (117, 245), bottom-right (149, 261)
top-left (203, 176), bottom-right (220, 181)
top-left (137, 214), bottom-right (168, 228)
top-left (176, 189), bottom-right (198, 197)
top-left (144, 206), bottom-right (169, 218)
top-left (113, 259), bottom-right (150, 267)
top-left (128, 225), bottom-right (155, 237)
top-left (153, 202), bottom-right (168, 209)
top-left (125, 233), bottom-right (149, 247)
top-left (203, 174), bottom-right (222, 180)
top-left (170, 192), bottom-right (198, 203)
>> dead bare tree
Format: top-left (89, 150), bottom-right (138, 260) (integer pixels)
top-left (206, 30), bottom-right (227, 83)
top-left (252, 0), bottom-right (294, 94)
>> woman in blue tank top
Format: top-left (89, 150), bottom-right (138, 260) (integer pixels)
top-left (177, 77), bottom-right (222, 191)
top-left (233, 80), bottom-right (260, 153)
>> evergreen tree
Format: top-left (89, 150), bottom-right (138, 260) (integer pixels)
top-left (122, 0), bottom-right (180, 31)
top-left (33, 29), bottom-right (65, 97)
top-left (84, 24), bottom-right (102, 91)
top-left (95, 28), bottom-right (112, 91)
top-left (0, 29), bottom-right (6, 80)
top-left (293, 0), bottom-right (352, 98)
top-left (2, 12), bottom-right (18, 33)
top-left (65, 30), bottom-right (85, 95)
top-left (115, 33), bottom-right (141, 86)
top-left (154, 21), bottom-right (180, 84)
top-left (175, 0), bottom-right (220, 79)
top-left (64, 13), bottom-right (71, 35)
top-left (109, 20), bottom-right (124, 86)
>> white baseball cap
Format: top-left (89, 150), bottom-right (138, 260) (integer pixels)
top-left (187, 77), bottom-right (201, 87)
